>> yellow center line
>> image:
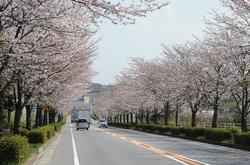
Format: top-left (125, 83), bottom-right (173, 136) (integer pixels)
top-left (98, 128), bottom-right (210, 165)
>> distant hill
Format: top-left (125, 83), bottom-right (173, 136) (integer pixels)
top-left (87, 83), bottom-right (112, 93)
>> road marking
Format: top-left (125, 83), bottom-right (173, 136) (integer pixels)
top-left (71, 128), bottom-right (80, 165)
top-left (96, 128), bottom-right (210, 165)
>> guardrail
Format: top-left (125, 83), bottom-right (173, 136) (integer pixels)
top-left (179, 121), bottom-right (250, 128)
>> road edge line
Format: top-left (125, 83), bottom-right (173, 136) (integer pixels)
top-left (71, 128), bottom-right (80, 165)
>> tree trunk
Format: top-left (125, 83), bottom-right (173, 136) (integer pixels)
top-left (241, 114), bottom-right (247, 132)
top-left (0, 98), bottom-right (4, 132)
top-left (153, 107), bottom-right (158, 124)
top-left (130, 113), bottom-right (133, 124)
top-left (164, 101), bottom-right (170, 125)
top-left (49, 110), bottom-right (56, 124)
top-left (191, 111), bottom-right (196, 127)
top-left (43, 110), bottom-right (48, 125)
top-left (175, 99), bottom-right (179, 126)
top-left (38, 106), bottom-right (43, 126)
top-left (26, 105), bottom-right (32, 130)
top-left (212, 96), bottom-right (219, 128)
top-left (14, 80), bottom-right (23, 134)
top-left (7, 110), bottom-right (11, 129)
top-left (140, 111), bottom-right (143, 124)
top-left (135, 114), bottom-right (138, 124)
top-left (126, 114), bottom-right (129, 123)
top-left (146, 110), bottom-right (149, 124)
top-left (123, 114), bottom-right (125, 123)
top-left (35, 105), bottom-right (39, 128)
top-left (35, 104), bottom-right (43, 127)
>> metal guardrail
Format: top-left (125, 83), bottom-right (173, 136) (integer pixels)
top-left (179, 121), bottom-right (250, 128)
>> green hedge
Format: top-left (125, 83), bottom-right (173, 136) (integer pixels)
top-left (52, 123), bottom-right (63, 132)
top-left (170, 127), bottom-right (186, 135)
top-left (234, 132), bottom-right (250, 146)
top-left (109, 122), bottom-right (133, 129)
top-left (158, 126), bottom-right (171, 133)
top-left (27, 130), bottom-right (47, 144)
top-left (0, 135), bottom-right (30, 165)
top-left (204, 128), bottom-right (232, 142)
top-left (20, 128), bottom-right (30, 137)
top-left (27, 126), bottom-right (54, 144)
top-left (185, 127), bottom-right (205, 138)
top-left (27, 119), bottom-right (66, 144)
top-left (109, 122), bottom-right (237, 143)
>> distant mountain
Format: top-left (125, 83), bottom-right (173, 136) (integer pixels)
top-left (87, 83), bottom-right (112, 93)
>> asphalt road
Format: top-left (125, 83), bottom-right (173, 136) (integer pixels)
top-left (40, 122), bottom-right (250, 165)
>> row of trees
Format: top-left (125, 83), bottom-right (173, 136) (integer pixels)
top-left (0, 0), bottom-right (168, 133)
top-left (93, 0), bottom-right (250, 132)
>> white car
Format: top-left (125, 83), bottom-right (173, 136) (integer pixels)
top-left (76, 118), bottom-right (90, 130)
top-left (98, 119), bottom-right (108, 128)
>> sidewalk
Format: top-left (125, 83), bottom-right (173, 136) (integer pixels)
top-left (25, 122), bottom-right (68, 165)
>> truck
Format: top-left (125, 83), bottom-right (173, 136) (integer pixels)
top-left (71, 108), bottom-right (91, 123)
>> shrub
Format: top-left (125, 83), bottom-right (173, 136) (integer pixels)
top-left (0, 135), bottom-right (30, 165)
top-left (158, 126), bottom-right (171, 133)
top-left (226, 127), bottom-right (240, 135)
top-left (47, 126), bottom-right (55, 138)
top-left (185, 127), bottom-right (205, 138)
top-left (204, 128), bottom-right (232, 142)
top-left (19, 128), bottom-right (30, 137)
top-left (140, 124), bottom-right (159, 132)
top-left (52, 123), bottom-right (62, 132)
top-left (170, 127), bottom-right (186, 135)
top-left (27, 130), bottom-right (47, 144)
top-left (234, 132), bottom-right (250, 146)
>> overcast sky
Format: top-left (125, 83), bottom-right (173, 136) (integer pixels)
top-left (92, 0), bottom-right (221, 85)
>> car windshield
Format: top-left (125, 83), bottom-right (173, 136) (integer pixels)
top-left (78, 119), bottom-right (87, 123)
top-left (100, 119), bottom-right (106, 122)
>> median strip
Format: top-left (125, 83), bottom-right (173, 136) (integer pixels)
top-left (96, 128), bottom-right (210, 165)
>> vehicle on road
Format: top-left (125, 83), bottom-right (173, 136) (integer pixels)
top-left (71, 108), bottom-right (91, 123)
top-left (98, 119), bottom-right (108, 128)
top-left (76, 118), bottom-right (90, 130)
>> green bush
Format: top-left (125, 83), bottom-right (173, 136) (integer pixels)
top-left (0, 135), bottom-right (30, 165)
top-left (234, 132), bottom-right (250, 146)
top-left (27, 130), bottom-right (47, 144)
top-left (38, 125), bottom-right (55, 139)
top-left (52, 123), bottom-right (62, 132)
top-left (185, 127), bottom-right (205, 138)
top-left (47, 126), bottom-right (55, 138)
top-left (204, 128), bottom-right (232, 142)
top-left (27, 122), bottom-right (65, 144)
top-left (226, 127), bottom-right (240, 135)
top-left (158, 126), bottom-right (171, 133)
top-left (139, 124), bottom-right (159, 132)
top-left (109, 122), bottom-right (133, 129)
top-left (170, 127), bottom-right (186, 135)
top-left (19, 128), bottom-right (30, 137)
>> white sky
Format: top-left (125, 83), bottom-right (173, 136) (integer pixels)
top-left (92, 0), bottom-right (222, 85)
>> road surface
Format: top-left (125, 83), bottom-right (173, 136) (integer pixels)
top-left (36, 122), bottom-right (250, 165)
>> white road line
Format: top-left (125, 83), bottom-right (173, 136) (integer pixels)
top-left (173, 154), bottom-right (211, 165)
top-left (164, 155), bottom-right (190, 165)
top-left (71, 128), bottom-right (80, 165)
